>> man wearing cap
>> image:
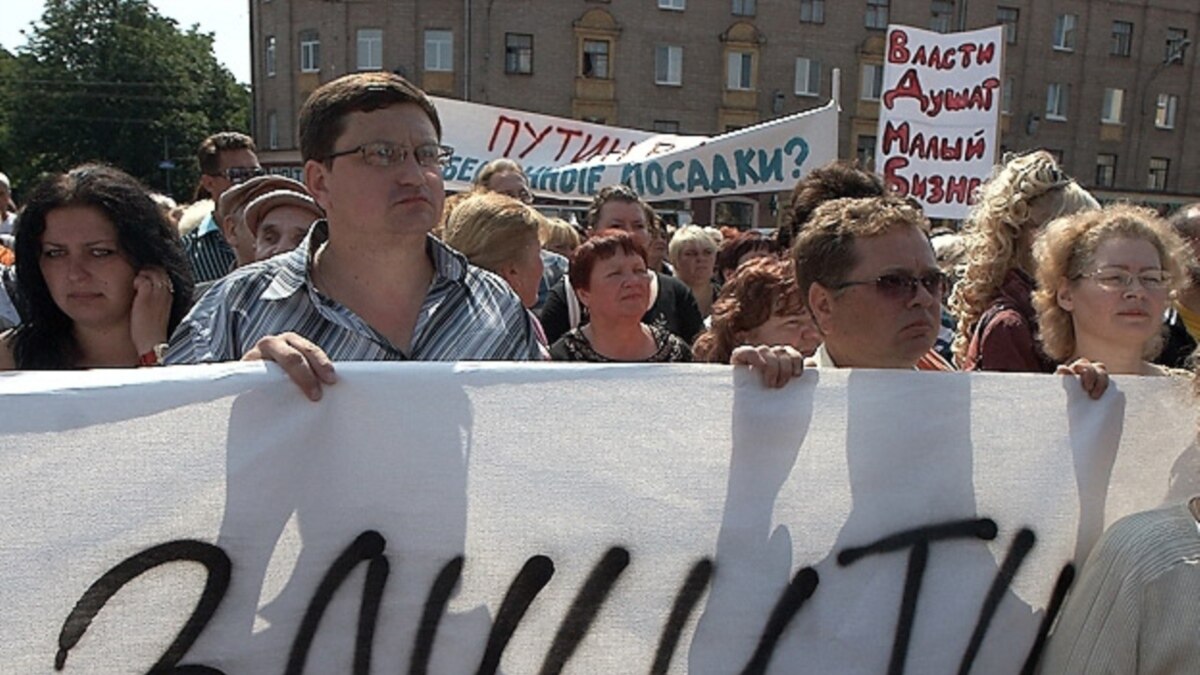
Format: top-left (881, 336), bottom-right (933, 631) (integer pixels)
top-left (242, 188), bottom-right (323, 262)
top-left (215, 175), bottom-right (313, 270)
top-left (165, 72), bottom-right (543, 398)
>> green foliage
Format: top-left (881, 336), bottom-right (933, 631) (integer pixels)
top-left (0, 0), bottom-right (250, 201)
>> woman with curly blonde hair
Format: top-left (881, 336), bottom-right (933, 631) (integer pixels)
top-left (1032, 204), bottom-right (1191, 376)
top-left (949, 151), bottom-right (1099, 371)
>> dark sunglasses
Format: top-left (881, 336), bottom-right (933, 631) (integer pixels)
top-left (209, 166), bottom-right (266, 183)
top-left (833, 271), bottom-right (948, 301)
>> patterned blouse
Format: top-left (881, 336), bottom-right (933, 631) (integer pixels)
top-left (548, 325), bottom-right (693, 363)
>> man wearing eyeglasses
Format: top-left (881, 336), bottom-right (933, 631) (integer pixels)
top-left (166, 73), bottom-right (543, 397)
top-left (794, 196), bottom-right (946, 370)
top-left (183, 132), bottom-right (263, 283)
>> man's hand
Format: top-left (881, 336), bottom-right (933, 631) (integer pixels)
top-left (1057, 357), bottom-right (1109, 400)
top-left (243, 332), bottom-right (337, 401)
top-left (730, 345), bottom-right (806, 389)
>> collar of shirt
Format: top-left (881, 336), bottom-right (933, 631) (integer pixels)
top-left (261, 219), bottom-right (469, 303)
top-left (810, 342), bottom-right (920, 371)
top-left (196, 212), bottom-right (220, 237)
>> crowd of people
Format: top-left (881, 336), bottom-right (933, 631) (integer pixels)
top-left (0, 70), bottom-right (1197, 671)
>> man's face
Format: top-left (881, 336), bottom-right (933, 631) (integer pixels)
top-left (305, 104), bottom-right (445, 242)
top-left (255, 204), bottom-right (319, 261)
top-left (202, 148), bottom-right (261, 201)
top-left (595, 201), bottom-right (651, 250)
top-left (808, 226), bottom-right (942, 369)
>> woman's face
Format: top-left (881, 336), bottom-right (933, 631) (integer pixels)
top-left (505, 233), bottom-right (545, 309)
top-left (1058, 236), bottom-right (1170, 354)
top-left (739, 307), bottom-right (823, 357)
top-left (40, 205), bottom-right (137, 329)
top-left (674, 242), bottom-right (716, 286)
top-left (578, 250), bottom-right (651, 321)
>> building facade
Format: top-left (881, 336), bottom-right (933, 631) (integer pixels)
top-left (251, 0), bottom-right (1200, 225)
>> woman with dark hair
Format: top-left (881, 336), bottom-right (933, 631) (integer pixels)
top-left (0, 164), bottom-right (193, 369)
top-left (693, 257), bottom-right (821, 363)
top-left (549, 229), bottom-right (691, 362)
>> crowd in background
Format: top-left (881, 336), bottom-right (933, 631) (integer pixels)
top-left (0, 70), bottom-right (1197, 672)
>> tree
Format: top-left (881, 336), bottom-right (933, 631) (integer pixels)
top-left (1, 0), bottom-right (249, 201)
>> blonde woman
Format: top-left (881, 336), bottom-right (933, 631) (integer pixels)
top-left (540, 217), bottom-right (581, 260)
top-left (443, 192), bottom-right (549, 353)
top-left (669, 224), bottom-right (720, 319)
top-left (949, 151), bottom-right (1099, 371)
top-left (1033, 204), bottom-right (1191, 376)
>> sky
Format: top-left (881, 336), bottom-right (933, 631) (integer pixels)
top-left (3, 0), bottom-right (252, 83)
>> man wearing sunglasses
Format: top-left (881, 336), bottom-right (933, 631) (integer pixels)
top-left (794, 196), bottom-right (946, 370)
top-left (167, 73), bottom-right (543, 397)
top-left (183, 132), bottom-right (263, 284)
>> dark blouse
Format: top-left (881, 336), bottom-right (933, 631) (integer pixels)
top-left (548, 325), bottom-right (693, 363)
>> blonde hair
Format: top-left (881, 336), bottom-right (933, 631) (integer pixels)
top-left (473, 158), bottom-right (526, 189)
top-left (1032, 204), bottom-right (1191, 361)
top-left (541, 216), bottom-right (580, 251)
top-left (443, 192), bottom-right (544, 274)
top-left (949, 151), bottom-right (1099, 364)
top-left (668, 224), bottom-right (718, 265)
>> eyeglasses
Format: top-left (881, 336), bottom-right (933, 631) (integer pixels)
top-left (1076, 268), bottom-right (1172, 292)
top-left (833, 271), bottom-right (948, 301)
top-left (209, 166), bottom-right (265, 183)
top-left (325, 141), bottom-right (454, 168)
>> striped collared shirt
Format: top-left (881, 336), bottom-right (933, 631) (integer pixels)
top-left (165, 220), bottom-right (543, 364)
top-left (182, 213), bottom-right (236, 283)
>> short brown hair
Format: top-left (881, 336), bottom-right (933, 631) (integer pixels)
top-left (198, 132), bottom-right (256, 176)
top-left (792, 196), bottom-right (929, 297)
top-left (443, 192), bottom-right (544, 274)
top-left (569, 229), bottom-right (647, 291)
top-left (298, 72), bottom-right (441, 164)
top-left (585, 184), bottom-right (654, 233)
top-left (780, 160), bottom-right (884, 249)
top-left (1033, 204), bottom-right (1191, 361)
top-left (692, 257), bottom-right (804, 363)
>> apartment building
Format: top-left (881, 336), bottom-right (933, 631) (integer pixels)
top-left (251, 0), bottom-right (1200, 225)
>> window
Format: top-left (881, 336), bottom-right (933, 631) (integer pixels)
top-left (658, 0), bottom-right (685, 10)
top-left (1053, 14), bottom-right (1076, 51)
top-left (265, 36), bottom-right (276, 77)
top-left (733, 0), bottom-right (756, 16)
top-left (1111, 21), bottom-right (1133, 57)
top-left (656, 45), bottom-right (683, 86)
top-left (997, 7), bottom-right (1018, 45)
top-left (299, 30), bottom-right (320, 73)
top-left (1148, 157), bottom-right (1169, 191)
top-left (1095, 154), bottom-right (1116, 188)
top-left (582, 40), bottom-right (610, 79)
top-left (856, 135), bottom-right (877, 170)
top-left (1155, 94), bottom-right (1179, 129)
top-left (866, 0), bottom-right (889, 30)
top-left (267, 111), bottom-right (279, 150)
top-left (1166, 28), bottom-right (1188, 64)
top-left (727, 51), bottom-right (754, 90)
top-left (931, 1), bottom-right (954, 33)
top-left (357, 29), bottom-right (383, 71)
top-left (505, 33), bottom-right (533, 74)
top-left (653, 120), bottom-right (680, 133)
top-left (424, 30), bottom-right (453, 71)
top-left (800, 0), bottom-right (825, 24)
top-left (1002, 77), bottom-right (1014, 114)
top-left (1101, 88), bottom-right (1124, 123)
top-left (860, 63), bottom-right (883, 100)
top-left (795, 57), bottom-right (821, 96)
top-left (1045, 83), bottom-right (1068, 119)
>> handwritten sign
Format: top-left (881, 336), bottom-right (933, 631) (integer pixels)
top-left (433, 96), bottom-right (838, 201)
top-left (0, 364), bottom-right (1195, 673)
top-left (875, 24), bottom-right (1004, 220)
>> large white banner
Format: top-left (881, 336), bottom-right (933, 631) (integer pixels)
top-left (876, 25), bottom-right (1004, 220)
top-left (433, 96), bottom-right (839, 201)
top-left (1, 364), bottom-right (1196, 673)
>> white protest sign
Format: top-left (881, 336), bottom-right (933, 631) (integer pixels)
top-left (434, 96), bottom-right (839, 201)
top-left (1, 364), bottom-right (1195, 673)
top-left (875, 24), bottom-right (1004, 220)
